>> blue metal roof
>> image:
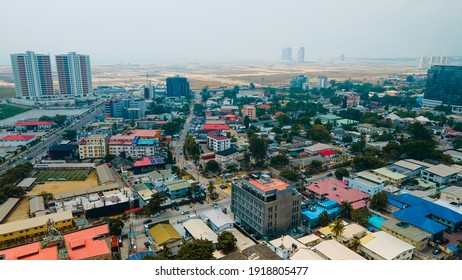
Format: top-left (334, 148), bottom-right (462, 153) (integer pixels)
top-left (392, 209), bottom-right (446, 235)
top-left (127, 251), bottom-right (154, 260)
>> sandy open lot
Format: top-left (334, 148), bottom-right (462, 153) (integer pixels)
top-left (28, 171), bottom-right (99, 196)
top-left (2, 198), bottom-right (30, 223)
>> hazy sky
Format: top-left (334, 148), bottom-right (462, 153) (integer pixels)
top-left (1, 0), bottom-right (461, 65)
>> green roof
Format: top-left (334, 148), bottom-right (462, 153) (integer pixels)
top-left (319, 114), bottom-right (342, 121)
top-left (373, 167), bottom-right (407, 180)
top-left (337, 119), bottom-right (359, 125)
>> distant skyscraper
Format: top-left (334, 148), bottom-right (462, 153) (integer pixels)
top-left (340, 54), bottom-right (345, 61)
top-left (297, 47), bottom-right (305, 63)
top-left (166, 75), bottom-right (190, 97)
top-left (317, 76), bottom-right (328, 89)
top-left (56, 52), bottom-right (92, 97)
top-left (423, 65), bottom-right (462, 112)
top-left (418, 55), bottom-right (450, 70)
top-left (10, 51), bottom-right (54, 100)
top-left (144, 84), bottom-right (154, 99)
top-left (290, 75), bottom-right (308, 89)
top-left (281, 47), bottom-right (292, 61)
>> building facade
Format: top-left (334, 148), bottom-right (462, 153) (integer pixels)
top-left (423, 65), bottom-right (462, 112)
top-left (317, 76), bottom-right (328, 89)
top-left (78, 134), bottom-right (108, 159)
top-left (166, 76), bottom-right (190, 97)
top-left (297, 47), bottom-right (305, 63)
top-left (242, 105), bottom-right (256, 120)
top-left (207, 134), bottom-right (231, 152)
top-left (231, 173), bottom-right (302, 238)
top-left (11, 51), bottom-right (54, 100)
top-left (56, 52), bottom-right (92, 97)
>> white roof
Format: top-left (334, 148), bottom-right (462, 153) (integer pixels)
top-left (394, 160), bottom-right (423, 171)
top-left (404, 159), bottom-right (435, 168)
top-left (314, 240), bottom-right (365, 260)
top-left (386, 113), bottom-right (401, 121)
top-left (183, 219), bottom-right (218, 243)
top-left (339, 223), bottom-right (366, 242)
top-left (415, 116), bottom-right (430, 122)
top-left (425, 164), bottom-right (459, 177)
top-left (360, 231), bottom-right (415, 260)
top-left (297, 234), bottom-right (321, 245)
top-left (202, 209), bottom-right (234, 229)
top-left (356, 171), bottom-right (388, 184)
top-left (305, 143), bottom-right (333, 153)
top-left (269, 235), bottom-right (307, 251)
top-left (290, 248), bottom-right (324, 260)
top-left (17, 178), bottom-right (36, 188)
top-left (29, 196), bottom-right (45, 214)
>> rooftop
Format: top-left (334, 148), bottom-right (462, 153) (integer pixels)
top-left (269, 235), bottom-right (307, 251)
top-left (382, 218), bottom-right (431, 242)
top-left (133, 156), bottom-right (164, 167)
top-left (96, 164), bottom-right (115, 184)
top-left (202, 209), bottom-right (234, 229)
top-left (360, 231), bottom-right (415, 260)
top-left (14, 121), bottom-right (53, 126)
top-left (394, 160), bottom-right (424, 171)
top-left (305, 143), bottom-right (334, 153)
top-left (0, 211), bottom-right (73, 235)
top-left (373, 167), bottom-right (407, 180)
top-left (183, 219), bottom-right (218, 243)
top-left (148, 223), bottom-right (181, 246)
top-left (130, 129), bottom-right (161, 138)
top-left (425, 164), bottom-right (460, 177)
top-left (247, 177), bottom-right (289, 192)
top-left (0, 134), bottom-right (35, 141)
top-left (63, 224), bottom-right (111, 260)
top-left (314, 240), bottom-right (365, 260)
top-left (0, 241), bottom-right (58, 260)
top-left (0, 198), bottom-right (20, 223)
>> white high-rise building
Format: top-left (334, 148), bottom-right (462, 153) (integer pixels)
top-left (10, 51), bottom-right (54, 100)
top-left (317, 76), bottom-right (328, 89)
top-left (297, 47), bottom-right (305, 63)
top-left (418, 55), bottom-right (450, 70)
top-left (56, 52), bottom-right (92, 97)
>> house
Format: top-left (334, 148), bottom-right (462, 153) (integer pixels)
top-left (305, 179), bottom-right (370, 209)
top-left (182, 219), bottom-right (218, 244)
top-left (164, 180), bottom-right (191, 199)
top-left (202, 209), bottom-right (234, 233)
top-left (0, 198), bottom-right (20, 223)
top-left (267, 235), bottom-right (307, 260)
top-left (444, 150), bottom-right (462, 163)
top-left (63, 224), bottom-right (112, 260)
top-left (382, 218), bottom-right (431, 251)
top-left (318, 149), bottom-right (336, 158)
top-left (29, 196), bottom-right (45, 217)
top-left (304, 143), bottom-right (334, 154)
top-left (132, 156), bottom-right (165, 175)
top-left (359, 231), bottom-right (415, 260)
top-left (215, 147), bottom-right (239, 163)
top-left (357, 123), bottom-right (394, 135)
top-left (78, 134), bottom-right (108, 159)
top-left (313, 240), bottom-right (365, 260)
top-left (301, 200), bottom-right (340, 228)
top-left (0, 134), bottom-right (35, 147)
top-left (49, 144), bottom-right (78, 160)
top-left (148, 223), bottom-right (182, 256)
top-left (289, 248), bottom-right (325, 260)
top-left (319, 221), bottom-right (367, 246)
top-left (421, 164), bottom-right (460, 185)
top-left (372, 167), bottom-right (407, 186)
top-left (440, 185), bottom-right (462, 205)
top-left (297, 234), bottom-right (322, 247)
top-left (347, 171), bottom-right (386, 196)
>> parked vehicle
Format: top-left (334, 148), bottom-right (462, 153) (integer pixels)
top-left (143, 219), bottom-right (152, 224)
top-left (181, 210), bottom-right (190, 215)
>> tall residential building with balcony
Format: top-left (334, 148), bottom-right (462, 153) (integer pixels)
top-left (78, 134), bottom-right (108, 159)
top-left (242, 105), bottom-right (256, 120)
top-left (231, 173), bottom-right (302, 239)
top-left (166, 76), bottom-right (190, 97)
top-left (10, 51), bottom-right (54, 100)
top-left (56, 52), bottom-right (92, 97)
top-left (317, 76), bottom-right (328, 89)
top-left (207, 133), bottom-right (231, 152)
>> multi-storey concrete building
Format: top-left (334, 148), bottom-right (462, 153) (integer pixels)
top-left (242, 105), bottom-right (256, 120)
top-left (231, 173), bottom-right (302, 239)
top-left (108, 129), bottom-right (161, 159)
top-left (10, 51), bottom-right (54, 100)
top-left (207, 133), bottom-right (231, 152)
top-left (78, 134), bottom-right (108, 159)
top-left (56, 52), bottom-right (92, 97)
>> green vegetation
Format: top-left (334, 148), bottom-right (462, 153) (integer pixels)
top-left (218, 231), bottom-right (237, 253)
top-left (370, 191), bottom-right (389, 211)
top-left (0, 163), bottom-right (33, 204)
top-left (34, 170), bottom-right (90, 182)
top-left (146, 192), bottom-right (167, 214)
top-left (177, 239), bottom-right (216, 260)
top-left (0, 103), bottom-right (31, 120)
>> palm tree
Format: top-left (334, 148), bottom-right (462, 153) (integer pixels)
top-left (207, 181), bottom-right (217, 200)
top-left (349, 235), bottom-right (361, 252)
top-left (330, 218), bottom-right (345, 242)
top-left (340, 201), bottom-right (353, 220)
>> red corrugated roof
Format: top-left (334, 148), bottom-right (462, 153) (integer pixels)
top-left (318, 150), bottom-right (336, 156)
top-left (204, 124), bottom-right (229, 130)
top-left (63, 224), bottom-right (111, 260)
top-left (0, 135), bottom-right (35, 141)
top-left (14, 121), bottom-right (53, 126)
top-left (207, 134), bottom-right (229, 141)
top-left (0, 242), bottom-right (57, 260)
top-left (259, 104), bottom-right (271, 109)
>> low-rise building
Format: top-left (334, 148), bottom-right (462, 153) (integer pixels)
top-left (313, 240), bottom-right (365, 260)
top-left (148, 223), bottom-right (182, 256)
top-left (242, 105), bottom-right (256, 120)
top-left (14, 121), bottom-right (53, 131)
top-left (382, 218), bottom-right (431, 251)
top-left (164, 180), bottom-right (191, 199)
top-left (359, 231), bottom-right (415, 260)
top-left (0, 134), bottom-right (35, 147)
top-left (301, 200), bottom-right (340, 228)
top-left (440, 185), bottom-right (462, 205)
top-left (207, 133), bottom-right (231, 152)
top-left (96, 164), bottom-right (116, 185)
top-left (347, 171), bottom-right (385, 196)
top-left (372, 167), bottom-right (407, 186)
top-left (183, 219), bottom-right (218, 244)
top-left (267, 235), bottom-right (307, 260)
top-left (421, 164), bottom-right (460, 185)
top-left (202, 209), bottom-right (234, 233)
top-left (215, 147), bottom-right (239, 163)
top-left (305, 179), bottom-right (370, 209)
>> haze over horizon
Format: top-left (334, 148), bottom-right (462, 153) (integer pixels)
top-left (1, 0), bottom-right (461, 65)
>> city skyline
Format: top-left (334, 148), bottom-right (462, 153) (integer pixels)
top-left (0, 0), bottom-right (461, 65)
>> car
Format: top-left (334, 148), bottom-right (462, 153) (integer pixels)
top-left (181, 210), bottom-right (190, 215)
top-left (220, 185), bottom-right (228, 189)
top-left (38, 181), bottom-right (45, 184)
top-left (198, 200), bottom-right (204, 204)
top-left (432, 248), bottom-right (441, 255)
top-left (327, 172), bottom-right (333, 177)
top-left (150, 212), bottom-right (160, 218)
top-left (142, 219), bottom-right (152, 224)
top-left (144, 241), bottom-right (151, 248)
top-left (173, 206), bottom-right (179, 211)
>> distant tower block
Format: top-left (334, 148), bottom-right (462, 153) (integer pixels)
top-left (297, 47), bottom-right (305, 63)
top-left (340, 54), bottom-right (345, 61)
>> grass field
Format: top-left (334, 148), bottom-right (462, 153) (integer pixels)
top-left (35, 170), bottom-right (91, 182)
top-left (0, 103), bottom-right (32, 120)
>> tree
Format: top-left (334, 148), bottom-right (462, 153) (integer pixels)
top-left (244, 115), bottom-right (251, 129)
top-left (330, 218), bottom-right (345, 241)
top-left (39, 191), bottom-right (54, 204)
top-left (335, 168), bottom-right (349, 180)
top-left (177, 239), bottom-right (216, 260)
top-left (309, 160), bottom-right (323, 174)
top-left (382, 142), bottom-right (402, 161)
top-left (205, 160), bottom-right (220, 174)
top-left (319, 211), bottom-right (330, 227)
top-left (279, 168), bottom-right (301, 182)
top-left (370, 191), bottom-right (388, 211)
top-left (276, 114), bottom-right (292, 126)
top-left (207, 182), bottom-right (217, 200)
top-left (106, 218), bottom-right (124, 236)
top-left (353, 156), bottom-right (386, 171)
top-left (146, 192), bottom-right (167, 214)
top-left (342, 135), bottom-right (353, 144)
top-left (350, 141), bottom-right (365, 154)
top-left (193, 103), bottom-right (206, 114)
top-left (52, 114), bottom-right (67, 126)
top-left (270, 153), bottom-right (289, 166)
top-left (349, 235), bottom-right (361, 252)
top-left (218, 231), bottom-right (237, 253)
top-left (248, 137), bottom-right (267, 166)
top-left (306, 125), bottom-right (331, 142)
top-left (453, 138), bottom-right (462, 149)
top-left (162, 121), bottom-right (181, 136)
top-left (340, 201), bottom-right (353, 220)
top-left (62, 130), bottom-right (77, 141)
top-left (350, 208), bottom-right (372, 226)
